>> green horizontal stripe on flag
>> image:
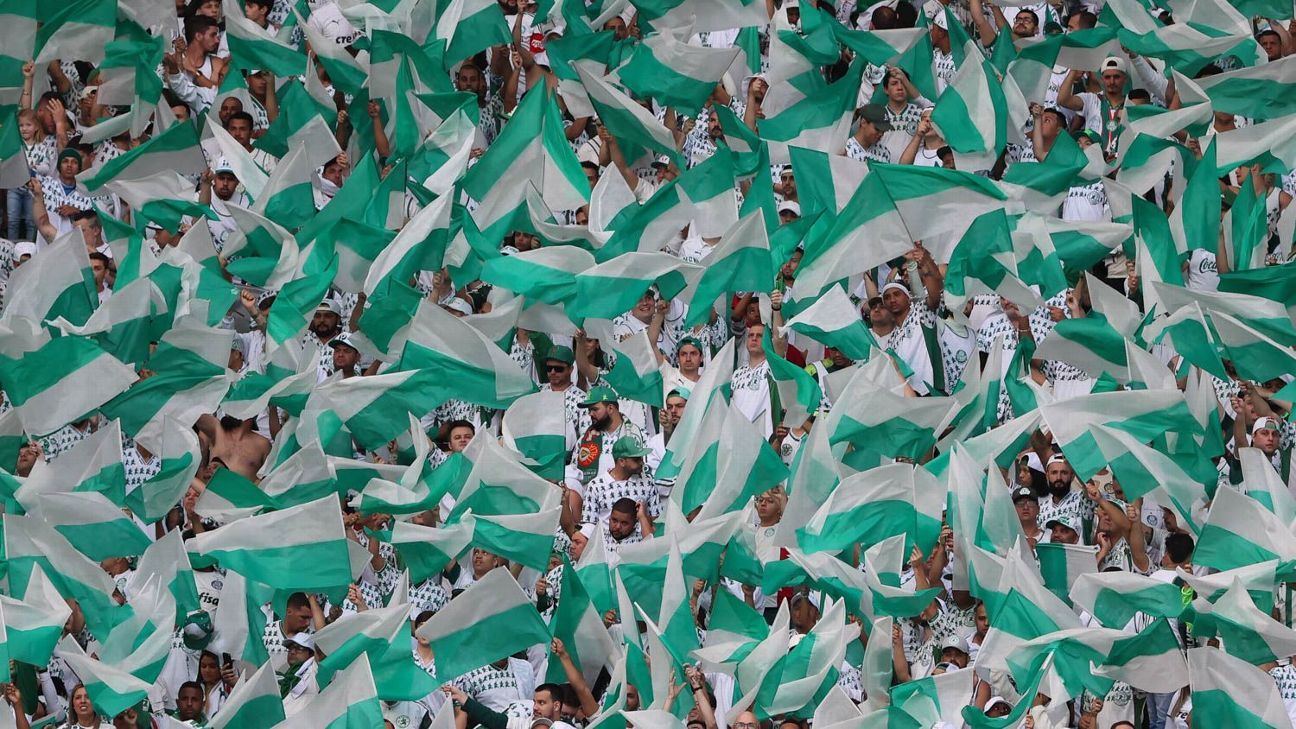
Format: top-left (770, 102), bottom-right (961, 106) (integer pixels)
top-left (430, 601), bottom-right (549, 680)
top-left (1194, 524), bottom-right (1281, 573)
top-left (512, 433), bottom-right (566, 481)
top-left (875, 586), bottom-right (943, 618)
top-left (619, 47), bottom-right (719, 114)
top-left (831, 415), bottom-right (937, 461)
top-left (322, 699), bottom-right (385, 729)
top-left (678, 443), bottom-right (722, 515)
top-left (0, 337), bottom-right (110, 408)
top-left (53, 520), bottom-right (151, 562)
top-left (797, 499), bottom-right (915, 554)
top-left (471, 519), bottom-right (553, 571)
top-left (398, 343), bottom-right (524, 408)
top-left (202, 540), bottom-right (353, 591)
top-left (226, 32), bottom-right (307, 77)
top-left (216, 694), bottom-right (284, 729)
top-left (7, 625), bottom-right (64, 666)
top-left (83, 679), bottom-right (147, 719)
top-left (343, 372), bottom-right (450, 448)
top-left (394, 540), bottom-right (461, 584)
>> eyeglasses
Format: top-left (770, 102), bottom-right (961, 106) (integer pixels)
top-left (733, 723), bottom-right (760, 729)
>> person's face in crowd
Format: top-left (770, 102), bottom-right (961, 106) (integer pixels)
top-left (748, 77), bottom-right (768, 103)
top-left (625, 684), bottom-right (641, 712)
top-left (199, 652), bottom-right (221, 685)
top-left (986, 701), bottom-right (1012, 718)
top-left (882, 286), bottom-right (910, 317)
top-left (603, 16), bottom-right (627, 39)
top-left (16, 443), bottom-right (39, 476)
top-left (78, 87), bottom-right (99, 121)
top-left (321, 160), bottom-right (344, 188)
top-left (545, 359), bottom-right (572, 388)
top-left (790, 595), bottom-right (818, 631)
top-left (171, 103), bottom-right (191, 121)
top-left (633, 290), bottom-right (656, 319)
top-left (1075, 133), bottom-right (1094, 150)
top-left (219, 98), bottom-right (243, 125)
top-left (213, 171), bottom-right (239, 201)
top-left (657, 162), bottom-right (678, 184)
top-left (826, 346), bottom-right (850, 368)
top-left (974, 603), bottom-right (989, 636)
top-left (228, 118), bottom-right (253, 148)
top-left (858, 117), bottom-right (883, 147)
top-left (513, 232), bottom-right (538, 251)
top-left (332, 343), bottom-right (358, 371)
top-left (780, 169), bottom-right (797, 197)
top-left (664, 393), bottom-right (687, 423)
top-left (195, 25), bottom-right (221, 54)
top-left (17, 113), bottom-right (37, 141)
top-left (930, 24), bottom-right (948, 48)
top-left (588, 401), bottom-right (615, 430)
top-left (1066, 13), bottom-right (1087, 31)
top-left (1259, 32), bottom-right (1282, 60)
top-left (91, 257), bottom-right (108, 288)
top-left (414, 616), bottom-right (432, 647)
top-left (746, 323), bottom-right (765, 356)
top-left (113, 708), bottom-right (139, 729)
top-left (1039, 109), bottom-right (1063, 141)
top-left (1253, 426), bottom-right (1279, 455)
top-left (615, 456), bottom-right (644, 478)
top-left (455, 65), bottom-right (485, 98)
top-left (1012, 10), bottom-right (1038, 37)
top-left (447, 425), bottom-right (475, 453)
top-left (311, 310), bottom-right (341, 338)
top-left (569, 530), bottom-right (588, 560)
top-left (245, 0), bottom-right (268, 24)
top-left (1045, 460), bottom-right (1073, 497)
top-left (534, 688), bottom-right (561, 720)
top-left (1050, 522), bottom-right (1079, 544)
top-left (176, 686), bottom-right (204, 720)
top-left (941, 646), bottom-right (969, 668)
top-left (781, 249), bottom-right (802, 281)
top-left (583, 164), bottom-right (599, 189)
top-left (1014, 496), bottom-right (1039, 525)
top-left (247, 71), bottom-right (269, 98)
top-left (472, 547), bottom-right (501, 575)
top-left (575, 207), bottom-right (589, 226)
top-left (677, 343), bottom-right (702, 375)
top-left (76, 217), bottom-right (103, 250)
top-left (285, 641), bottom-right (312, 667)
top-left (608, 508), bottom-right (636, 540)
top-left (707, 114), bottom-right (723, 139)
top-left (1095, 506), bottom-right (1115, 534)
top-left (283, 602), bottom-right (313, 633)
top-left (885, 74), bottom-right (907, 103)
top-left (732, 710), bottom-right (759, 729)
top-left (755, 490), bottom-right (783, 523)
top-left (1100, 69), bottom-right (1126, 97)
top-left (71, 686), bottom-right (95, 722)
top-left (59, 154), bottom-right (81, 180)
top-left (198, 0), bottom-right (221, 19)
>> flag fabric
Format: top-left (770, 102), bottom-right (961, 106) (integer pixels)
top-left (0, 564), bottom-right (70, 668)
top-left (415, 567), bottom-right (551, 681)
top-left (1188, 646), bottom-right (1294, 729)
top-left (274, 654), bottom-right (383, 729)
top-left (33, 0), bottom-right (115, 64)
top-left (208, 661), bottom-right (285, 729)
top-left (619, 33), bottom-right (740, 115)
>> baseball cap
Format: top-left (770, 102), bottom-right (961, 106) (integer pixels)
top-left (1100, 55), bottom-right (1130, 76)
top-left (213, 158), bottom-right (236, 175)
top-left (1076, 129), bottom-right (1102, 144)
top-left (1253, 417), bottom-right (1281, 434)
top-left (285, 633), bottom-right (315, 651)
top-left (856, 104), bottom-right (894, 132)
top-left (881, 281), bottom-right (910, 297)
top-left (652, 154), bottom-right (672, 168)
top-left (790, 589), bottom-right (822, 611)
top-left (1046, 514), bottom-right (1081, 533)
top-left (677, 336), bottom-right (704, 354)
top-left (611, 436), bottom-right (650, 459)
top-left (578, 386), bottom-right (619, 408)
top-left (328, 331), bottom-right (358, 351)
top-left (316, 298), bottom-right (342, 316)
top-left (667, 387), bottom-right (691, 401)
top-left (983, 697), bottom-right (1012, 715)
top-left (1011, 485), bottom-right (1037, 503)
top-left (940, 635), bottom-right (969, 654)
top-left (445, 297), bottom-right (474, 316)
top-left (545, 345), bottom-right (575, 365)
top-left (13, 241), bottom-right (36, 260)
top-left (778, 200), bottom-right (802, 216)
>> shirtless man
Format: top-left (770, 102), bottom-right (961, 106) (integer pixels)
top-left (195, 413), bottom-right (271, 481)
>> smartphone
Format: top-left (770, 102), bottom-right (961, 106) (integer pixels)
top-left (221, 652), bottom-right (233, 670)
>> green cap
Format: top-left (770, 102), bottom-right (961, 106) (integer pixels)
top-left (1077, 128), bottom-right (1102, 144)
top-left (611, 436), bottom-right (650, 459)
top-left (545, 345), bottom-right (575, 365)
top-left (579, 385), bottom-right (619, 408)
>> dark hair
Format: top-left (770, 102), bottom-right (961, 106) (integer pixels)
top-left (244, 0), bottom-right (272, 8)
top-left (1042, 107), bottom-right (1067, 127)
top-left (442, 419), bottom-right (475, 440)
top-left (1258, 28), bottom-right (1281, 42)
top-left (70, 208), bottom-right (99, 225)
top-left (225, 111), bottom-right (255, 129)
top-left (535, 683), bottom-right (563, 702)
top-left (611, 498), bottom-right (637, 516)
top-left (286, 592), bottom-right (311, 610)
top-left (871, 5), bottom-right (899, 28)
top-left (1128, 88), bottom-right (1152, 103)
top-left (1016, 8), bottom-right (1039, 24)
top-left (415, 610), bottom-right (436, 625)
top-left (184, 14), bottom-right (220, 43)
top-left (1165, 532), bottom-right (1194, 564)
top-left (178, 681), bottom-right (204, 695)
top-left (1068, 10), bottom-right (1097, 28)
top-left (89, 252), bottom-right (111, 265)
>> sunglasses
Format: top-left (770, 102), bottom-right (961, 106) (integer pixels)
top-left (546, 365), bottom-right (569, 372)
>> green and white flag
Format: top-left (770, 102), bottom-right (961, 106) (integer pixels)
top-left (620, 32), bottom-right (740, 115)
top-left (685, 212), bottom-right (772, 327)
top-left (501, 390), bottom-right (569, 480)
top-left (548, 557), bottom-right (618, 685)
top-left (1197, 580), bottom-right (1296, 665)
top-left (0, 113), bottom-right (29, 189)
top-left (316, 602), bottom-right (435, 700)
top-left (54, 635), bottom-right (152, 718)
top-left (571, 252), bottom-right (702, 321)
top-left (223, 0), bottom-right (307, 76)
top-left (0, 563), bottom-right (70, 668)
top-left (1188, 645), bottom-right (1294, 729)
top-left (860, 535), bottom-right (942, 619)
top-left (415, 566), bottom-right (551, 681)
top-left (30, 492), bottom-right (151, 561)
top-left (273, 654), bottom-right (383, 729)
top-left (208, 661), bottom-right (285, 729)
top-left (80, 120), bottom-right (207, 192)
top-left (131, 529), bottom-right (201, 624)
top-left (0, 1), bottom-right (37, 107)
top-left (208, 569), bottom-right (271, 669)
top-left (758, 63), bottom-right (861, 165)
top-left (17, 418), bottom-right (127, 508)
top-left (826, 361), bottom-right (955, 463)
top-left (795, 463), bottom-right (935, 555)
top-left (788, 146), bottom-right (870, 218)
top-left (1035, 542), bottom-right (1098, 607)
top-left (124, 418), bottom-right (202, 522)
top-left (186, 495), bottom-right (357, 593)
top-left (1069, 570), bottom-right (1185, 629)
top-left (432, 0), bottom-right (511, 64)
top-left (0, 231), bottom-right (97, 330)
top-left (931, 42), bottom-right (1008, 171)
top-left (577, 66), bottom-right (682, 165)
top-left (1195, 484), bottom-right (1296, 575)
top-left (480, 245), bottom-right (593, 308)
top-left (1092, 618), bottom-right (1190, 693)
top-left (1039, 389), bottom-right (1198, 481)
top-left (779, 284), bottom-right (878, 362)
top-left (253, 143), bottom-right (319, 232)
top-left (33, 0), bottom-right (115, 64)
